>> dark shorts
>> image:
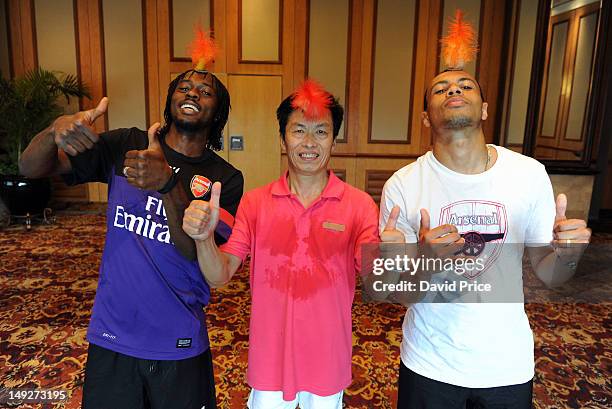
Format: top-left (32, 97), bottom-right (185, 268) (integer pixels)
top-left (397, 361), bottom-right (532, 409)
top-left (82, 343), bottom-right (217, 409)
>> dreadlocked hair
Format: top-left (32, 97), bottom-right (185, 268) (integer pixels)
top-left (158, 69), bottom-right (230, 151)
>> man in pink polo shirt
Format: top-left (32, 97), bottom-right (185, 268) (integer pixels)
top-left (183, 80), bottom-right (380, 408)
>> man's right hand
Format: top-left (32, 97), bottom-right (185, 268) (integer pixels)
top-left (51, 97), bottom-right (108, 156)
top-left (419, 209), bottom-right (465, 258)
top-left (183, 182), bottom-right (221, 241)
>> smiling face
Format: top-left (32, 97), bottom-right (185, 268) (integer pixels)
top-left (422, 70), bottom-right (488, 131)
top-left (282, 109), bottom-right (334, 176)
top-left (170, 71), bottom-right (219, 132)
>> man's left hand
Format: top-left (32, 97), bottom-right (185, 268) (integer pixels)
top-left (123, 123), bottom-right (173, 191)
top-left (553, 193), bottom-right (591, 248)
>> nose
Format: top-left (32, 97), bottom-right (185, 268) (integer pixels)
top-left (186, 88), bottom-right (200, 100)
top-left (302, 132), bottom-right (317, 147)
top-left (447, 85), bottom-right (462, 97)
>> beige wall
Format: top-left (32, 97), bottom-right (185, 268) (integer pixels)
top-left (102, 0), bottom-right (146, 130)
top-left (0, 0), bottom-right (9, 78)
top-left (34, 0), bottom-right (79, 114)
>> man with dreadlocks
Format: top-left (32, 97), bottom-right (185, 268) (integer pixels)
top-left (377, 11), bottom-right (590, 408)
top-left (183, 79), bottom-right (381, 408)
top-left (19, 30), bottom-right (242, 409)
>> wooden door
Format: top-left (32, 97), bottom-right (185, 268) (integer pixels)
top-left (226, 75), bottom-right (282, 191)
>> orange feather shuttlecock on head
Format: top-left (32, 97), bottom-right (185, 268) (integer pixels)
top-left (291, 79), bottom-right (333, 120)
top-left (188, 26), bottom-right (218, 72)
top-left (440, 9), bottom-right (478, 70)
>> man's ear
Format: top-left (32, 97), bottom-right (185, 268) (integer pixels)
top-left (421, 112), bottom-right (431, 128)
top-left (481, 102), bottom-right (488, 121)
top-left (280, 134), bottom-right (286, 151)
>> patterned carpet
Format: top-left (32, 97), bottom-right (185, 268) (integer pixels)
top-left (0, 210), bottom-right (610, 408)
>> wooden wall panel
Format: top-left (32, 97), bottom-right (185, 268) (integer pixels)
top-left (0, 0), bottom-right (10, 78)
top-left (308, 0), bottom-right (350, 141)
top-left (369, 0), bottom-right (417, 144)
top-left (6, 0), bottom-right (37, 77)
top-left (478, 0), bottom-right (509, 144)
top-left (239, 0), bottom-right (281, 62)
top-left (171, 0), bottom-right (211, 60)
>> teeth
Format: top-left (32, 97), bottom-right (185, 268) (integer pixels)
top-left (180, 103), bottom-right (200, 112)
top-left (300, 153), bottom-right (318, 158)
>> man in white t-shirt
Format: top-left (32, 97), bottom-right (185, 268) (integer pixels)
top-left (379, 69), bottom-right (591, 408)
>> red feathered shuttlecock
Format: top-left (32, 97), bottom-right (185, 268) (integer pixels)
top-left (440, 9), bottom-right (478, 70)
top-left (188, 25), bottom-right (217, 71)
top-left (291, 79), bottom-right (332, 120)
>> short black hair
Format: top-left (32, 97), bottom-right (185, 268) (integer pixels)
top-left (276, 94), bottom-right (344, 140)
top-left (423, 69), bottom-right (485, 111)
top-left (158, 69), bottom-right (230, 151)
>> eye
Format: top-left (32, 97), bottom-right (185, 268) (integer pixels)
top-left (293, 128), bottom-right (305, 134)
top-left (316, 129), bottom-right (328, 135)
top-left (178, 86), bottom-right (190, 92)
top-left (462, 85), bottom-right (473, 90)
top-left (434, 89), bottom-right (445, 95)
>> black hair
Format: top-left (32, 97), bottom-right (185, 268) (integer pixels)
top-left (158, 69), bottom-right (230, 151)
top-left (423, 69), bottom-right (485, 111)
top-left (276, 94), bottom-right (344, 140)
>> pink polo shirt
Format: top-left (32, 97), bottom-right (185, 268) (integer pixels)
top-left (220, 171), bottom-right (379, 400)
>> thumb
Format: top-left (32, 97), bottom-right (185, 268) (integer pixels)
top-left (384, 206), bottom-right (400, 231)
top-left (147, 122), bottom-right (162, 151)
top-left (555, 193), bottom-right (567, 223)
top-left (419, 209), bottom-right (430, 233)
top-left (86, 97), bottom-right (108, 124)
top-left (210, 181), bottom-right (221, 212)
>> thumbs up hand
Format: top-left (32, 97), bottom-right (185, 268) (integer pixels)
top-left (123, 122), bottom-right (173, 191)
top-left (183, 182), bottom-right (221, 241)
top-left (51, 97), bottom-right (108, 156)
top-left (553, 193), bottom-right (591, 247)
top-left (419, 209), bottom-right (465, 258)
top-left (380, 206), bottom-right (405, 243)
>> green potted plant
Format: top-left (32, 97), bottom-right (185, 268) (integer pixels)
top-left (0, 68), bottom-right (89, 218)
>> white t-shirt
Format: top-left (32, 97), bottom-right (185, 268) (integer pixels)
top-left (379, 145), bottom-right (555, 388)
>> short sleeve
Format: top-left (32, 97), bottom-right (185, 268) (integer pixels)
top-left (380, 174), bottom-right (418, 243)
top-left (61, 128), bottom-right (131, 185)
top-left (525, 165), bottom-right (555, 245)
top-left (219, 191), bottom-right (253, 261)
top-left (213, 170), bottom-right (244, 245)
top-left (354, 196), bottom-right (380, 274)
top-left (219, 171), bottom-right (244, 217)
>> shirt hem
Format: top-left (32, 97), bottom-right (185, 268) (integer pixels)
top-left (87, 334), bottom-right (208, 361)
top-left (248, 379), bottom-right (351, 401)
top-left (400, 356), bottom-right (534, 388)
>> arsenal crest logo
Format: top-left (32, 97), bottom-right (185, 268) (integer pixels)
top-left (190, 175), bottom-right (212, 198)
top-left (439, 200), bottom-right (508, 279)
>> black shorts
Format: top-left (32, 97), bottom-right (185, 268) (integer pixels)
top-left (397, 361), bottom-right (533, 409)
top-left (82, 343), bottom-right (217, 409)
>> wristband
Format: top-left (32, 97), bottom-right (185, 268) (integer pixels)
top-left (157, 169), bottom-right (178, 194)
